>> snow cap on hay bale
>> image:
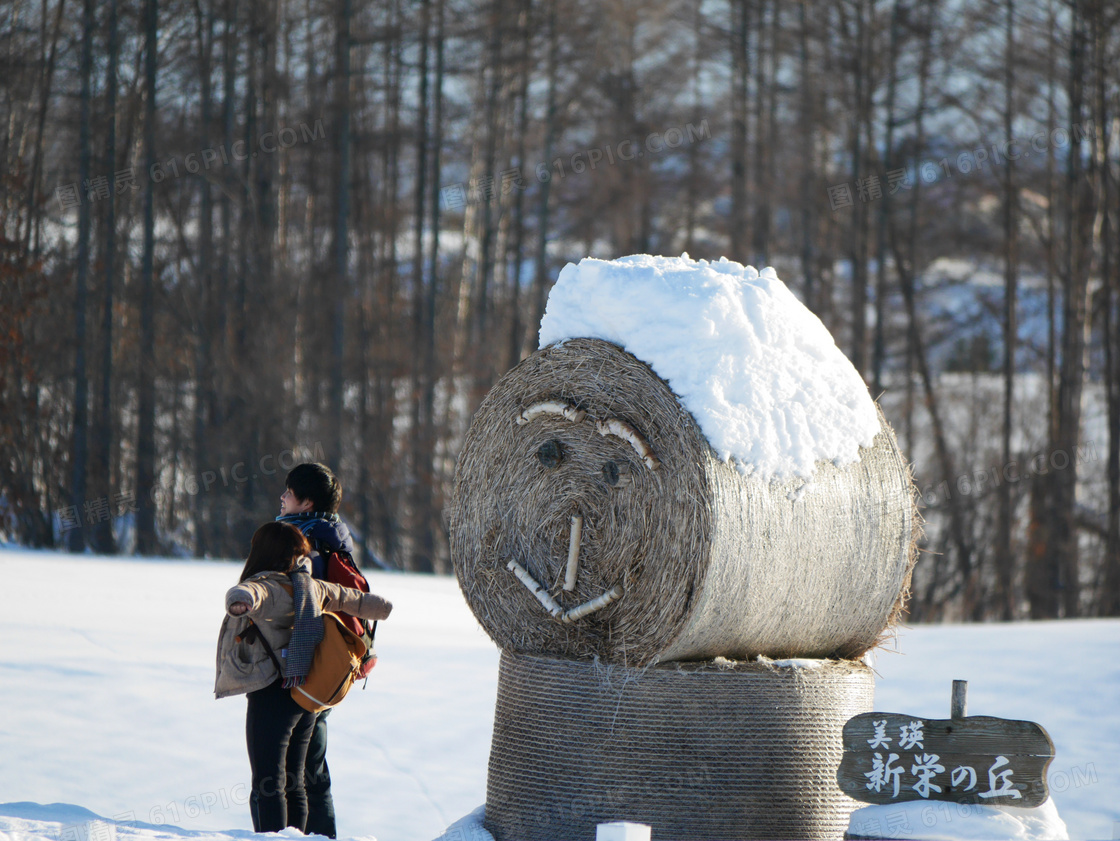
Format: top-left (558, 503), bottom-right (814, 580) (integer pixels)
top-left (484, 651), bottom-right (875, 841)
top-left (450, 255), bottom-right (918, 666)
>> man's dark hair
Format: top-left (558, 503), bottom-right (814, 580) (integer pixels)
top-left (285, 462), bottom-right (342, 514)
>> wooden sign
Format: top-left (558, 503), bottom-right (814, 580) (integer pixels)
top-left (837, 682), bottom-right (1055, 808)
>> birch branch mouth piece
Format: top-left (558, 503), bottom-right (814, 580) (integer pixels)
top-left (563, 514), bottom-right (583, 592)
top-left (506, 558), bottom-right (622, 624)
top-left (506, 559), bottom-right (564, 619)
top-left (561, 586), bottom-right (623, 622)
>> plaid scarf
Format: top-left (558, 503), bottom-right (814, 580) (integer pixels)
top-left (282, 565), bottom-right (323, 688)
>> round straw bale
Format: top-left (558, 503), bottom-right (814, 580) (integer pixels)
top-left (484, 651), bottom-right (874, 841)
top-left (450, 338), bottom-right (917, 666)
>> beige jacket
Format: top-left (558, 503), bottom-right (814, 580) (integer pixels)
top-left (214, 559), bottom-right (393, 699)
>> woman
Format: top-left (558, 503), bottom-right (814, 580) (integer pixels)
top-left (215, 521), bottom-right (392, 833)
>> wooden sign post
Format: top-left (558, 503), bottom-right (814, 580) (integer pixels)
top-left (837, 681), bottom-right (1055, 808)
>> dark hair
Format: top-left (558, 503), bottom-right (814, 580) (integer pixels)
top-left (284, 462), bottom-right (342, 514)
top-left (239, 522), bottom-right (311, 581)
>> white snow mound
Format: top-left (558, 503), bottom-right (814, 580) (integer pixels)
top-left (848, 798), bottom-right (1069, 841)
top-left (538, 253), bottom-right (880, 482)
top-left (431, 806), bottom-right (492, 841)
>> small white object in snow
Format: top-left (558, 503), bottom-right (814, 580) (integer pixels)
top-left (537, 253), bottom-right (880, 482)
top-left (596, 821), bottom-right (652, 841)
top-left (848, 797), bottom-right (1069, 841)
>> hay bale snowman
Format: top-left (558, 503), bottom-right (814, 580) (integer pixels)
top-left (450, 255), bottom-right (918, 841)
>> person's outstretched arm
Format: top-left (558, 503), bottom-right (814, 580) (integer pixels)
top-left (225, 580), bottom-right (273, 616)
top-left (316, 580), bottom-right (393, 621)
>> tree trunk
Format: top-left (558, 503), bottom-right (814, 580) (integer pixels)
top-left (422, 0), bottom-right (447, 572)
top-left (232, 5), bottom-right (258, 537)
top-left (531, 0), bottom-right (559, 335)
top-left (1027, 0), bottom-right (1061, 618)
top-left (1106, 131), bottom-right (1120, 615)
top-left (371, 0), bottom-right (404, 567)
top-left (506, 0), bottom-right (530, 372)
top-left (996, 0), bottom-right (1018, 620)
top-left (25, 0), bottom-right (68, 260)
top-left (846, 0), bottom-right (869, 380)
top-left (69, 0), bottom-right (95, 553)
top-left (473, 0), bottom-right (506, 394)
top-left (1046, 0), bottom-right (1091, 618)
top-left (205, 0), bottom-right (236, 557)
top-left (872, 0), bottom-right (900, 398)
top-left (92, 0), bottom-right (120, 554)
top-left (729, 0), bottom-right (749, 261)
top-left (191, 0), bottom-right (214, 557)
top-left (329, 0), bottom-right (352, 468)
top-left (408, 0), bottom-right (433, 573)
top-left (893, 0), bottom-right (974, 619)
top-left (251, 0), bottom-right (280, 484)
top-left (797, 1), bottom-right (817, 312)
top-left (683, 2), bottom-right (704, 257)
top-left (751, 0), bottom-right (775, 266)
top-left (1092, 0), bottom-right (1119, 614)
top-left (136, 0), bottom-right (159, 555)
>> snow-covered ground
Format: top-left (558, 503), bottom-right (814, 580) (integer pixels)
top-left (1, 549), bottom-right (1117, 841)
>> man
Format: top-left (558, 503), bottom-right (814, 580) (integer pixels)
top-left (275, 462), bottom-right (354, 839)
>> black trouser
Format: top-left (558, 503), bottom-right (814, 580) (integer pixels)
top-left (246, 680), bottom-right (316, 833)
top-left (304, 710), bottom-right (337, 838)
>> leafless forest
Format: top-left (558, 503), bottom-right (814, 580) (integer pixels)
top-left (1, 0), bottom-right (1117, 622)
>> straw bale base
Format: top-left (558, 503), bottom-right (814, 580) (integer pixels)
top-left (485, 651), bottom-right (874, 841)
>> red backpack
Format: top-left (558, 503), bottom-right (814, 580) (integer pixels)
top-left (317, 545), bottom-right (378, 680)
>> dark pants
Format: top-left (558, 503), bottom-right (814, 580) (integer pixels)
top-left (304, 710), bottom-right (337, 838)
top-left (246, 680), bottom-right (316, 833)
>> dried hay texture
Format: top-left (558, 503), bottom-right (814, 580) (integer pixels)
top-left (450, 338), bottom-right (917, 666)
top-left (485, 650), bottom-right (874, 841)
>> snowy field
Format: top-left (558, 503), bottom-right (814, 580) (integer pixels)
top-left (1, 549), bottom-right (1117, 841)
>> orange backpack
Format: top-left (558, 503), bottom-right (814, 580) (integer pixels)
top-left (289, 612), bottom-right (368, 713)
top-left (247, 577), bottom-right (375, 713)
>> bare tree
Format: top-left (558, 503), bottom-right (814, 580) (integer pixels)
top-left (996, 0), bottom-right (1019, 620)
top-left (531, 0), bottom-right (560, 335)
top-left (134, 0), bottom-right (159, 555)
top-left (729, 0), bottom-right (750, 262)
top-left (1091, 0), bottom-right (1119, 614)
top-left (1044, 0), bottom-right (1092, 618)
top-left (68, 0), bottom-right (95, 553)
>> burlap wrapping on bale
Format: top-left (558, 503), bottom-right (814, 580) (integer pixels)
top-left (451, 339), bottom-right (917, 666)
top-left (485, 651), bottom-right (874, 841)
